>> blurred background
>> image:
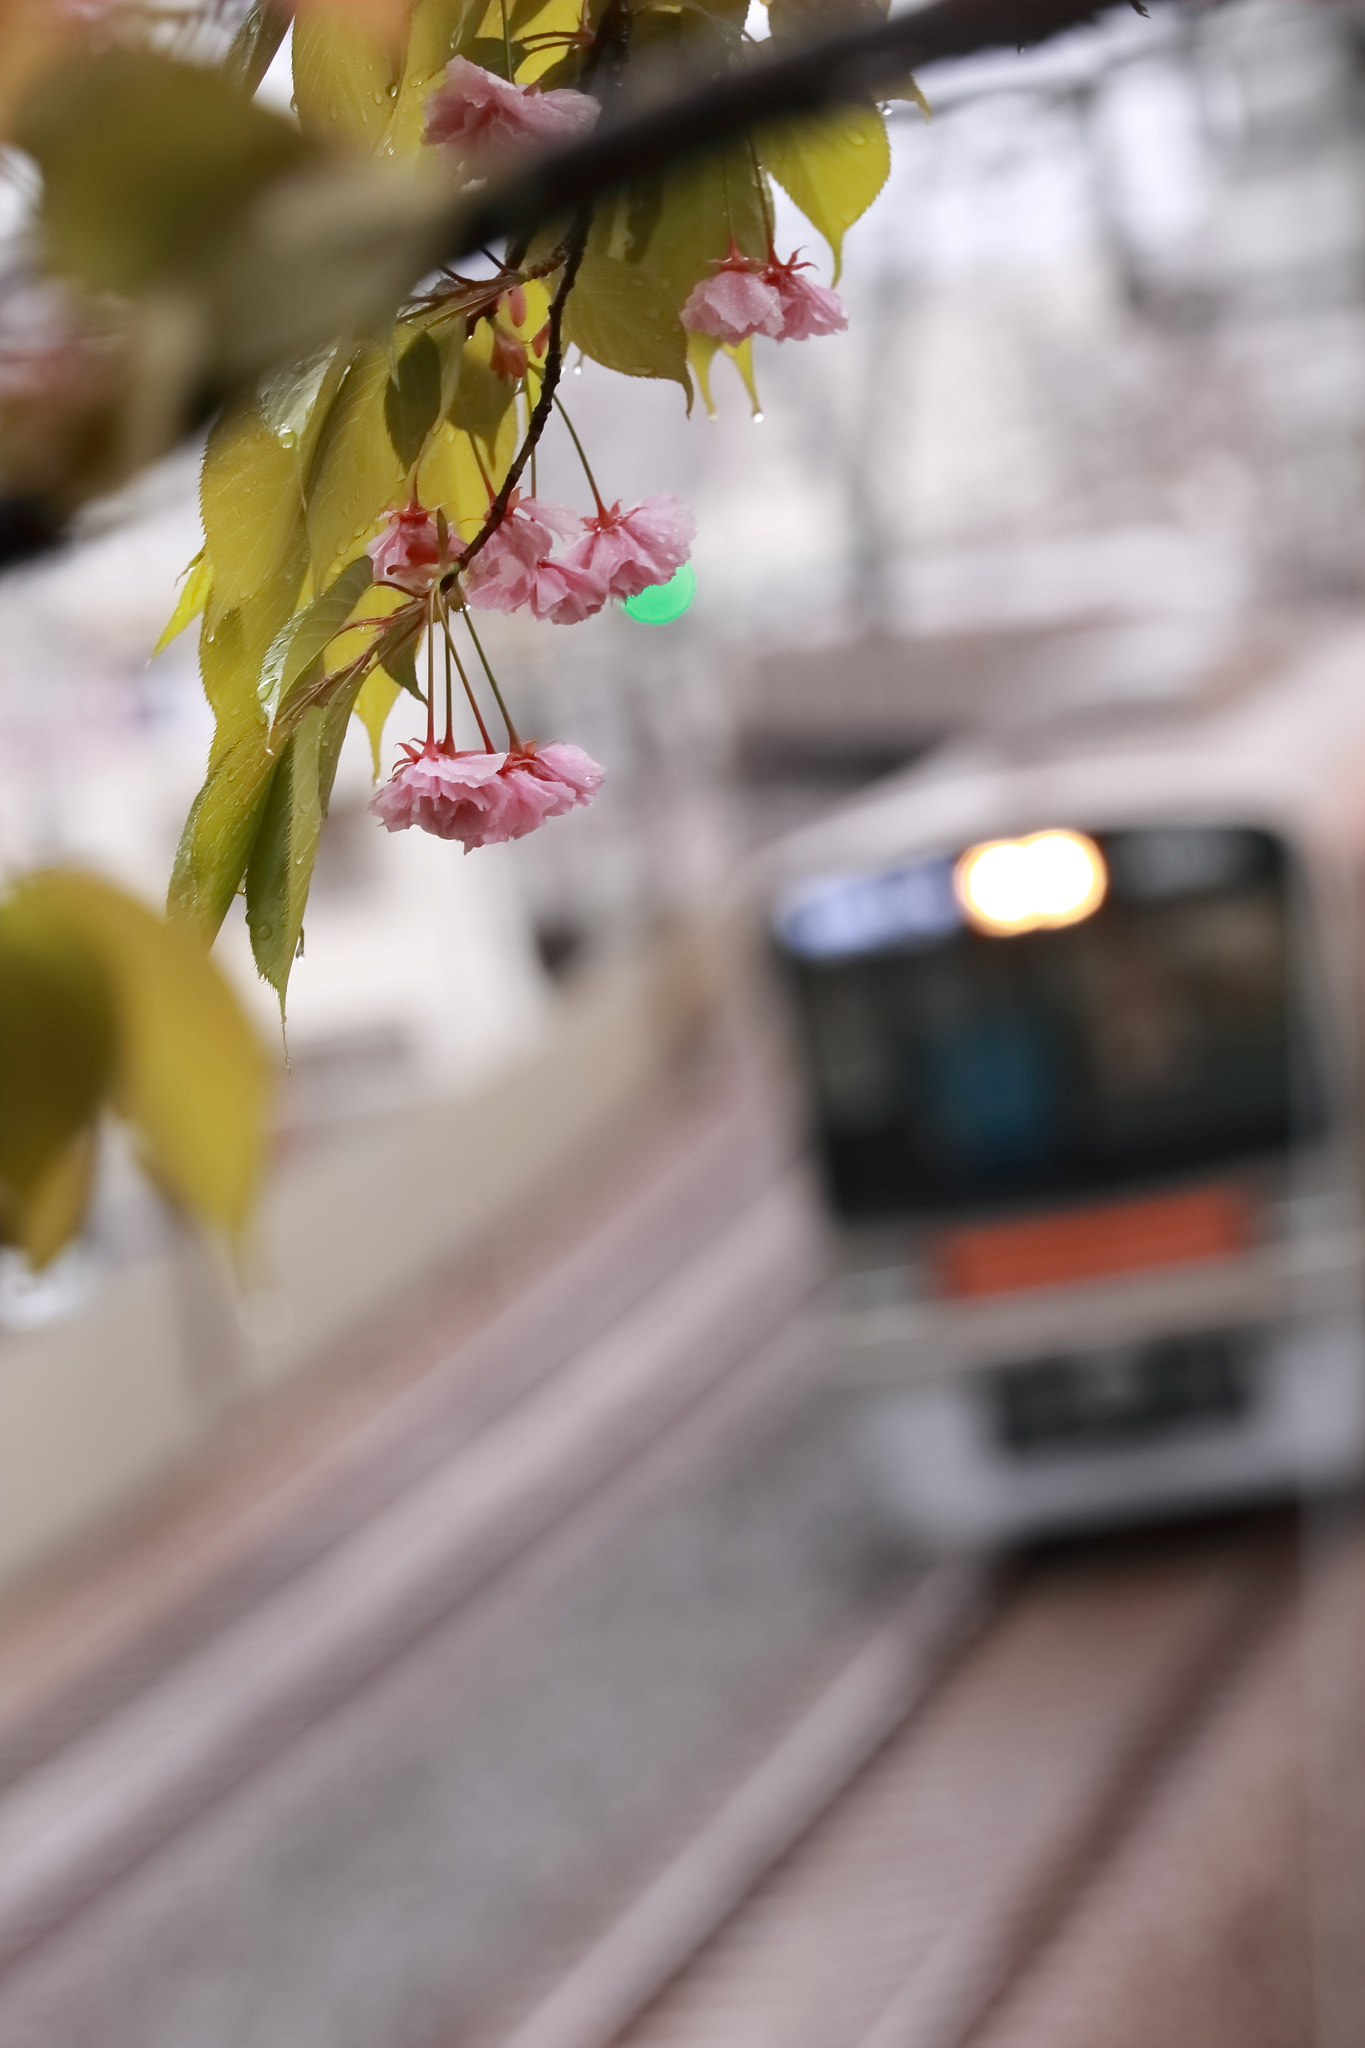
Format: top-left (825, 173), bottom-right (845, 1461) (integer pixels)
top-left (2, 1), bottom-right (1365, 2042)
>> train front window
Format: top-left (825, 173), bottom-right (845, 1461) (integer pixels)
top-left (774, 827), bottom-right (1326, 1220)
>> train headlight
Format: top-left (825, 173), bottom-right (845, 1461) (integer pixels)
top-left (954, 829), bottom-right (1107, 936)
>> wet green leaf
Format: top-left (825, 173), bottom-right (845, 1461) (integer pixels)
top-left (355, 669), bottom-right (403, 779)
top-left (245, 707), bottom-right (326, 1003)
top-left (259, 554), bottom-right (374, 724)
top-left (629, 143), bottom-right (768, 308)
top-left (388, 0), bottom-right (486, 153)
top-left (153, 550), bottom-right (212, 656)
top-left (448, 329), bottom-right (517, 455)
top-left (686, 332), bottom-right (761, 417)
top-left (305, 341), bottom-right (407, 585)
top-left (758, 103), bottom-right (890, 282)
top-left (564, 250), bottom-right (690, 398)
top-left (169, 597), bottom-right (277, 941)
top-left (385, 329), bottom-right (445, 472)
top-left (201, 398), bottom-right (307, 612)
top-left (293, 4), bottom-right (405, 149)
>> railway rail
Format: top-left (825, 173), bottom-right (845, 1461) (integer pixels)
top-left (0, 1058), bottom-right (820, 1989)
top-left (0, 1052), bottom-right (1355, 2048)
top-left (479, 1513), bottom-right (1348, 2048)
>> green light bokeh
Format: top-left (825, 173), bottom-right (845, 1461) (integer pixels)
top-left (622, 562), bottom-right (696, 624)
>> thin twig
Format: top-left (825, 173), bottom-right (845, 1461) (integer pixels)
top-left (450, 209), bottom-right (591, 580)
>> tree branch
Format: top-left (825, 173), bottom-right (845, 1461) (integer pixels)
top-left (449, 209), bottom-right (591, 581)
top-left (443, 0), bottom-right (1133, 268)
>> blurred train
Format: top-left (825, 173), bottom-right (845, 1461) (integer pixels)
top-left (767, 627), bottom-right (1365, 1543)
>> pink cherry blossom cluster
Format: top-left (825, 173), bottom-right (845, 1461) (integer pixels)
top-left (366, 493), bottom-right (695, 622)
top-left (372, 738), bottom-right (603, 850)
top-left (467, 492), bottom-right (695, 622)
top-left (681, 243), bottom-right (847, 347)
top-left (424, 57), bottom-right (600, 158)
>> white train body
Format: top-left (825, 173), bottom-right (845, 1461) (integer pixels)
top-left (766, 627), bottom-right (1365, 1544)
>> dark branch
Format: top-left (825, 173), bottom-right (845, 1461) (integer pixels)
top-left (0, 0), bottom-right (1144, 572)
top-left (442, 0), bottom-right (1127, 268)
top-left (448, 209), bottom-right (591, 581)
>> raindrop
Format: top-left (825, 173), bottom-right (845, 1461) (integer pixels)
top-left (753, 411), bottom-right (765, 424)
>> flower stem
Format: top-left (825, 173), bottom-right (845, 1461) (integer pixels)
top-left (424, 592), bottom-right (436, 749)
top-left (441, 595), bottom-right (496, 751)
top-left (747, 136), bottom-right (776, 255)
top-left (499, 0), bottom-right (514, 80)
top-left (552, 394), bottom-right (608, 515)
top-left (469, 433), bottom-right (497, 506)
top-left (463, 607), bottom-right (522, 750)
top-left (442, 606), bottom-right (454, 747)
top-left (452, 210), bottom-right (591, 580)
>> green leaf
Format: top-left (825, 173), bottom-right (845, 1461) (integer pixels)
top-left (629, 142), bottom-right (768, 308)
top-left (245, 709), bottom-right (326, 1004)
top-left (468, 35), bottom-right (530, 76)
top-left (0, 896), bottom-right (113, 1251)
top-left (258, 344), bottom-right (348, 469)
top-left (153, 550), bottom-right (213, 656)
top-left (259, 554), bottom-right (374, 723)
top-left (293, 5), bottom-right (405, 149)
top-left (246, 663), bottom-right (365, 1004)
top-left (12, 47), bottom-right (311, 295)
top-left (18, 1132), bottom-right (99, 1273)
top-left (354, 670), bottom-right (403, 780)
top-left (202, 399), bottom-right (308, 613)
top-left (564, 250), bottom-right (691, 398)
top-left (305, 342), bottom-right (407, 584)
top-left (448, 331), bottom-right (516, 455)
top-left (758, 104), bottom-right (890, 282)
top-left (686, 333), bottom-right (761, 418)
top-left (388, 0), bottom-right (486, 154)
top-left (169, 598), bottom-right (277, 941)
top-left (18, 871), bottom-right (271, 1238)
top-left (385, 330), bottom-right (444, 471)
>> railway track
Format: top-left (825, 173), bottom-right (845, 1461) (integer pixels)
top-left (0, 1055), bottom-right (1352, 2048)
top-left (0, 1064), bottom-right (823, 1993)
top-left (477, 1516), bottom-right (1317, 2048)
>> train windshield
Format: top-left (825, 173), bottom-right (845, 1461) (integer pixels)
top-left (775, 827), bottom-right (1327, 1220)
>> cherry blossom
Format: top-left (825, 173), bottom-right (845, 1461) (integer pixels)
top-left (367, 502), bottom-right (444, 595)
top-left (681, 245), bottom-right (783, 345)
top-left (370, 739), bottom-right (603, 848)
top-left (561, 496), bottom-right (695, 601)
top-left (424, 59), bottom-right (600, 158)
top-left (489, 324), bottom-right (529, 382)
top-left (463, 495), bottom-right (607, 622)
top-left (681, 241), bottom-right (847, 346)
top-left (766, 253), bottom-right (848, 340)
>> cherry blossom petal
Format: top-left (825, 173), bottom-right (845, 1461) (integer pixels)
top-left (370, 741), bottom-right (602, 847)
top-left (681, 269), bottom-right (784, 345)
top-left (524, 556), bottom-right (609, 625)
top-left (424, 59), bottom-right (599, 158)
top-left (462, 496), bottom-right (581, 611)
top-left (367, 504), bottom-right (443, 594)
top-left (770, 267), bottom-right (848, 341)
top-left (562, 496), bottom-right (695, 600)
